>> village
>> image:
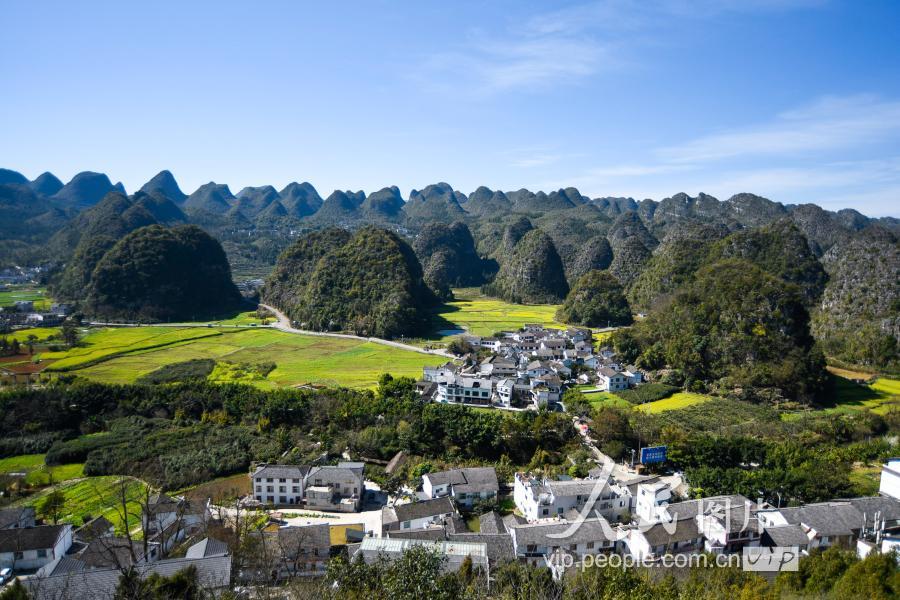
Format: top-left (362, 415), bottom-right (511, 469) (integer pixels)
top-left (4, 452), bottom-right (900, 597)
top-left (419, 325), bottom-right (642, 410)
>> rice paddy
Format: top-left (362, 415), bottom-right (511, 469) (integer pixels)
top-left (430, 287), bottom-right (563, 339)
top-left (41, 326), bottom-right (440, 389)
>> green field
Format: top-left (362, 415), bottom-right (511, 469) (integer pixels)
top-left (0, 454), bottom-right (85, 486)
top-left (0, 286), bottom-right (51, 310)
top-left (818, 376), bottom-right (900, 415)
top-left (17, 477), bottom-right (147, 533)
top-left (43, 327), bottom-right (439, 389)
top-left (3, 327), bottom-right (62, 343)
top-left (430, 288), bottom-right (563, 339)
top-left (583, 391), bottom-right (632, 410)
top-left (635, 392), bottom-right (714, 414)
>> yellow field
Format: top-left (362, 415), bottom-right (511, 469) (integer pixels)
top-left (4, 327), bottom-right (61, 342)
top-left (431, 288), bottom-right (563, 339)
top-left (43, 326), bottom-right (439, 389)
top-left (635, 392), bottom-right (714, 414)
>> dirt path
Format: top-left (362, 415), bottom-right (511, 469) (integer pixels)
top-left (258, 303), bottom-right (454, 359)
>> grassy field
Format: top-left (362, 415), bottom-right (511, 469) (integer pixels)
top-left (818, 376), bottom-right (900, 415)
top-left (0, 286), bottom-right (51, 310)
top-left (3, 327), bottom-right (62, 343)
top-left (0, 454), bottom-right (85, 486)
top-left (17, 477), bottom-right (147, 533)
top-left (635, 392), bottom-right (714, 414)
top-left (45, 327), bottom-right (439, 389)
top-left (583, 391), bottom-right (632, 410)
top-left (429, 288), bottom-right (563, 339)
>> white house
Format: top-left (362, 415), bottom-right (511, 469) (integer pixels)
top-left (436, 374), bottom-right (493, 405)
top-left (597, 367), bottom-right (628, 392)
top-left (622, 366), bottom-right (643, 386)
top-left (508, 517), bottom-right (619, 563)
top-left (252, 464), bottom-right (309, 506)
top-left (697, 502), bottom-right (761, 554)
top-left (880, 458), bottom-right (900, 500)
top-left (304, 462), bottom-right (366, 512)
top-left (0, 524), bottom-right (73, 572)
top-left (625, 520), bottom-right (704, 561)
top-left (143, 494), bottom-right (210, 554)
top-left (479, 356), bottom-right (517, 378)
top-left (382, 497), bottom-right (457, 532)
top-left (422, 467), bottom-right (499, 509)
top-left (634, 482), bottom-right (672, 524)
top-left (514, 474), bottom-right (630, 523)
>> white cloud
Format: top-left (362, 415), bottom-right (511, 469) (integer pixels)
top-left (417, 1), bottom-right (825, 94)
top-left (659, 95), bottom-right (900, 163)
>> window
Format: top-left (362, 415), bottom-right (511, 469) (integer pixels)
top-left (266, 478), bottom-right (273, 483)
top-left (279, 478), bottom-right (286, 483)
top-left (292, 478), bottom-right (300, 483)
top-left (292, 486), bottom-right (300, 493)
top-left (37, 549), bottom-right (47, 558)
top-left (279, 486), bottom-right (286, 493)
top-left (569, 544), bottom-right (577, 551)
top-left (279, 496), bottom-right (287, 504)
top-left (587, 542), bottom-right (594, 549)
top-left (14, 552), bottom-right (23, 560)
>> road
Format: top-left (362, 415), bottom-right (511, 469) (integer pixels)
top-left (258, 303), bottom-right (454, 359)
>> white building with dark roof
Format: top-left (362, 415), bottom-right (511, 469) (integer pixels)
top-left (508, 517), bottom-right (620, 564)
top-left (0, 524), bottom-right (72, 572)
top-left (422, 467), bottom-right (499, 508)
top-left (252, 464), bottom-right (310, 505)
top-left (382, 497), bottom-right (458, 532)
top-left (514, 474), bottom-right (630, 523)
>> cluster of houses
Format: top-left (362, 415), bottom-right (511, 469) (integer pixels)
top-left (419, 325), bottom-right (644, 410)
top-left (8, 458), bottom-right (900, 595)
top-left (365, 460), bottom-right (900, 580)
top-left (0, 301), bottom-right (71, 329)
top-left (0, 267), bottom-right (45, 286)
top-left (0, 493), bottom-right (229, 599)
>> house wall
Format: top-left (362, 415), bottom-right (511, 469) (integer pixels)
top-left (880, 460), bottom-right (900, 500)
top-left (253, 476), bottom-right (304, 505)
top-left (0, 529), bottom-right (72, 572)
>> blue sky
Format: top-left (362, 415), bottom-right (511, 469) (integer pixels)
top-left (2, 0), bottom-right (899, 216)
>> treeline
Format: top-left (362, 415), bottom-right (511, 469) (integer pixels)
top-left (322, 545), bottom-right (900, 600)
top-left (0, 376), bottom-right (579, 489)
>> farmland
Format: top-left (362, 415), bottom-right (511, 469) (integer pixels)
top-left (16, 476), bottom-right (147, 533)
top-left (0, 454), bottom-right (85, 486)
top-left (430, 287), bottom-right (563, 339)
top-left (0, 286), bottom-right (51, 310)
top-left (40, 326), bottom-right (438, 389)
top-left (635, 392), bottom-right (714, 414)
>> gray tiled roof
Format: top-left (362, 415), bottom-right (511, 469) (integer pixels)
top-left (847, 496), bottom-right (900, 526)
top-left (186, 536), bottom-right (230, 558)
top-left (28, 552), bottom-right (231, 600)
top-left (0, 524), bottom-right (68, 552)
top-left (276, 524), bottom-right (331, 553)
top-left (665, 495), bottom-right (754, 522)
top-left (425, 467), bottom-right (499, 494)
top-left (640, 519), bottom-right (701, 546)
top-left (779, 502), bottom-right (864, 537)
top-left (762, 524), bottom-right (810, 547)
top-left (393, 497), bottom-right (456, 523)
top-left (547, 479), bottom-right (602, 498)
top-left (448, 533), bottom-right (516, 564)
top-left (251, 464), bottom-right (309, 480)
top-left (479, 511), bottom-right (506, 534)
top-left (0, 507), bottom-right (34, 529)
top-left (510, 517), bottom-right (618, 548)
top-left (74, 516), bottom-right (114, 541)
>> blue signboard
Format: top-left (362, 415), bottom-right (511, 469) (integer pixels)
top-left (640, 445), bottom-right (667, 464)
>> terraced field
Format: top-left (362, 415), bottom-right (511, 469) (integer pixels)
top-left (43, 327), bottom-right (439, 389)
top-left (16, 477), bottom-right (147, 533)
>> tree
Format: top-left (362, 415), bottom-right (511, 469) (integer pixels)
top-left (0, 580), bottom-right (30, 600)
top-left (555, 270), bottom-right (633, 327)
top-left (38, 489), bottom-right (66, 524)
top-left (61, 320), bottom-right (78, 347)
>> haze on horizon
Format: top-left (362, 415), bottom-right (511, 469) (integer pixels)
top-left (1, 0), bottom-right (899, 217)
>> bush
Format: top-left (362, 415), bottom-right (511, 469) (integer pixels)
top-left (615, 383), bottom-right (679, 405)
top-left (136, 359), bottom-right (216, 385)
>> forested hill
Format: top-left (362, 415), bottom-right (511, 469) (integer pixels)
top-left (262, 227), bottom-right (438, 338)
top-left (5, 166), bottom-right (898, 371)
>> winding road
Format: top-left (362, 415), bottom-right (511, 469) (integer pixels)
top-left (258, 303), bottom-right (454, 359)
